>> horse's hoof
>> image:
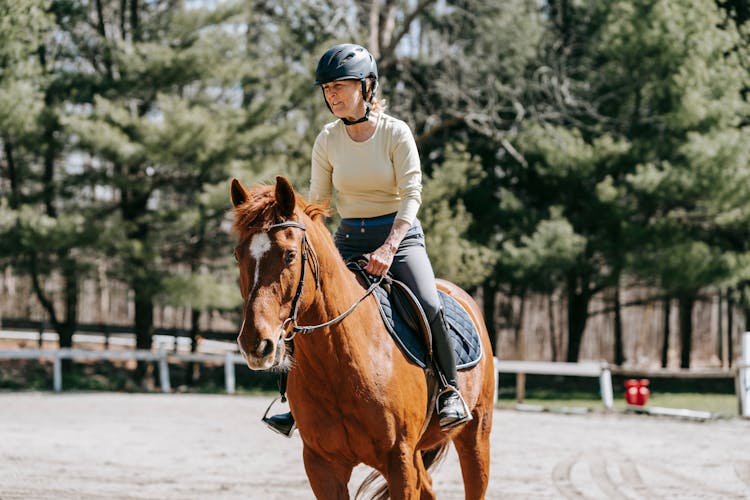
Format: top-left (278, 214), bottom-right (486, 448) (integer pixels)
top-left (262, 411), bottom-right (297, 438)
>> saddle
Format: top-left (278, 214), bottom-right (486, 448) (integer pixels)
top-left (346, 259), bottom-right (483, 370)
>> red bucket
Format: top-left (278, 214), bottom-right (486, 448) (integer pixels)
top-left (624, 379), bottom-right (650, 406)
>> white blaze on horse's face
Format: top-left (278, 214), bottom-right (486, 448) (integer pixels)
top-left (248, 232), bottom-right (271, 297)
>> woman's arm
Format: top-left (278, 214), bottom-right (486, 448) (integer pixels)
top-left (309, 131), bottom-right (333, 204)
top-left (364, 218), bottom-right (411, 276)
top-left (365, 121), bottom-right (422, 276)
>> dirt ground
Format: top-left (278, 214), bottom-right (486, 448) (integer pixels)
top-left (0, 393), bottom-right (748, 499)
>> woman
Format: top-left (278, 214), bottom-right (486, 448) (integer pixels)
top-left (264, 43), bottom-right (471, 436)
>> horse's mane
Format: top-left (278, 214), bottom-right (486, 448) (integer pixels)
top-left (232, 183), bottom-right (330, 235)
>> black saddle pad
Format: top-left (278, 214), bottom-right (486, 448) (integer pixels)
top-left (372, 286), bottom-right (483, 370)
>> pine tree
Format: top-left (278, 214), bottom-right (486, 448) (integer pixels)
top-left (501, 0), bottom-right (750, 365)
top-left (59, 1), bottom-right (248, 356)
top-left (602, 0), bottom-right (750, 367)
top-left (0, 0), bottom-right (90, 350)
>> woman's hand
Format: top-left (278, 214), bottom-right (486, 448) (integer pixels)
top-left (365, 242), bottom-right (398, 276)
top-left (364, 218), bottom-right (411, 276)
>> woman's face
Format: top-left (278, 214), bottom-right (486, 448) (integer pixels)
top-left (321, 80), bottom-right (363, 120)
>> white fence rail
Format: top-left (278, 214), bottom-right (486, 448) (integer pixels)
top-left (0, 348), bottom-right (245, 394)
top-left (0, 349), bottom-right (612, 410)
top-left (4, 344), bottom-right (748, 418)
top-left (495, 360), bottom-right (614, 410)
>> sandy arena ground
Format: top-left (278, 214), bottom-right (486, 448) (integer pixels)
top-left (0, 393), bottom-right (749, 499)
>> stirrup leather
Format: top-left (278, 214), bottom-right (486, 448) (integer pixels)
top-left (261, 397), bottom-right (297, 438)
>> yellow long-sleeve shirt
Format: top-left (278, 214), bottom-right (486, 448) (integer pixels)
top-left (309, 113), bottom-right (422, 224)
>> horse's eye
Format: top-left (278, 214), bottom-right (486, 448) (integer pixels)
top-left (285, 250), bottom-right (297, 264)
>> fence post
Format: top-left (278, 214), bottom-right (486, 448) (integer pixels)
top-left (158, 349), bottom-right (171, 393)
top-left (53, 353), bottom-right (62, 393)
top-left (225, 352), bottom-right (236, 395)
top-left (599, 365), bottom-right (614, 410)
top-left (740, 332), bottom-right (750, 418)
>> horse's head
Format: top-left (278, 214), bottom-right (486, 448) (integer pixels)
top-left (230, 176), bottom-right (322, 370)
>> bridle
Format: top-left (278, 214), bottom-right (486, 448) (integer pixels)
top-left (242, 220), bottom-right (382, 341)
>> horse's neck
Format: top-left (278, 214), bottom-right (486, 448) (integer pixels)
top-left (294, 238), bottom-right (383, 377)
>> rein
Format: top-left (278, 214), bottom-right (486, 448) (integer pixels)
top-left (255, 220), bottom-right (382, 341)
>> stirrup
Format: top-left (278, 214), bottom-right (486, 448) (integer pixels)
top-left (261, 397), bottom-right (296, 438)
top-left (436, 385), bottom-right (473, 431)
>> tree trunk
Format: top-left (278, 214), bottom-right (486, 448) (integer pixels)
top-left (515, 293), bottom-right (526, 403)
top-left (29, 254), bottom-right (79, 373)
top-left (661, 298), bottom-right (670, 368)
top-left (514, 293), bottom-right (526, 359)
top-left (95, 0), bottom-right (114, 79)
top-left (59, 264), bottom-right (78, 349)
top-left (368, 0), bottom-right (381, 57)
top-left (120, 0), bottom-right (127, 38)
top-left (481, 282), bottom-right (497, 355)
top-left (130, 0), bottom-right (140, 41)
top-left (678, 293), bottom-right (695, 369)
top-left (613, 285), bottom-right (625, 366)
top-left (566, 274), bottom-right (591, 363)
top-left (548, 294), bottom-right (558, 361)
top-left (717, 289), bottom-right (724, 365)
top-left (134, 287), bottom-right (153, 351)
top-left (134, 284), bottom-right (154, 382)
top-left (550, 0), bottom-right (572, 43)
top-left (187, 308), bottom-right (201, 386)
top-left (727, 290), bottom-right (734, 367)
top-left (61, 266), bottom-right (79, 373)
top-left (41, 115), bottom-right (58, 218)
top-left (3, 140), bottom-right (20, 209)
top-left (118, 163), bottom-right (153, 381)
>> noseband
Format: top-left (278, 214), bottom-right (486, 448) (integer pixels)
top-left (246, 220), bottom-right (381, 341)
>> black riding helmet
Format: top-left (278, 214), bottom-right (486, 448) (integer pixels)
top-left (314, 44), bottom-right (378, 125)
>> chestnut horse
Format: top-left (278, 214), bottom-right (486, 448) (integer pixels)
top-left (230, 176), bottom-right (494, 499)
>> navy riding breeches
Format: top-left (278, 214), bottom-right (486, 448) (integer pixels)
top-left (334, 214), bottom-right (441, 323)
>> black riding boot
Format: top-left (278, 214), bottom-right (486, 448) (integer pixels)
top-left (430, 309), bottom-right (472, 430)
top-left (262, 372), bottom-right (296, 437)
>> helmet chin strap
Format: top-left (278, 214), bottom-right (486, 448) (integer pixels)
top-left (341, 103), bottom-right (371, 126)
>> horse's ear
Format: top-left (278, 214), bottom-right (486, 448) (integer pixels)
top-left (275, 176), bottom-right (296, 218)
top-left (230, 178), bottom-right (248, 208)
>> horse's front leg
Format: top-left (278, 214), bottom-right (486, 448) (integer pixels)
top-left (384, 441), bottom-right (425, 500)
top-left (303, 445), bottom-right (353, 499)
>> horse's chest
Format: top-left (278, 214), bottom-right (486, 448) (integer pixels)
top-left (292, 386), bottom-right (394, 459)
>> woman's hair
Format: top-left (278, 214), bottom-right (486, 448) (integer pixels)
top-left (367, 77), bottom-right (387, 113)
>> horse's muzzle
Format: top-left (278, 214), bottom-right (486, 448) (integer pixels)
top-left (237, 329), bottom-right (287, 371)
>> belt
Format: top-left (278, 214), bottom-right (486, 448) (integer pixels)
top-left (341, 212), bottom-right (397, 227)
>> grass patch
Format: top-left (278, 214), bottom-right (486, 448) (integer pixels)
top-left (497, 393), bottom-right (738, 416)
top-left (635, 392), bottom-right (738, 415)
top-left (496, 373), bottom-right (739, 416)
